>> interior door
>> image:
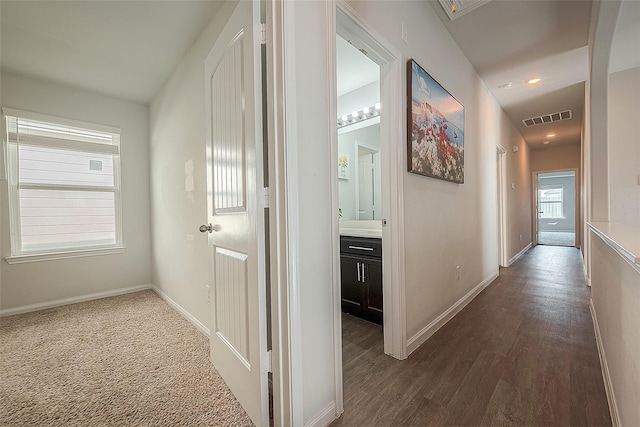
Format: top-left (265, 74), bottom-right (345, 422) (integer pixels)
top-left (202, 1), bottom-right (267, 425)
top-left (358, 150), bottom-right (374, 220)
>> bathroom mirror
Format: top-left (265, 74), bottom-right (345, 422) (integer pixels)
top-left (338, 123), bottom-right (381, 220)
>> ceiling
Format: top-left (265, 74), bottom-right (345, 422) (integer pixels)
top-left (336, 35), bottom-right (379, 98)
top-left (431, 0), bottom-right (640, 151)
top-left (429, 0), bottom-right (595, 150)
top-left (0, 1), bottom-right (224, 105)
top-left (1, 0), bottom-right (637, 140)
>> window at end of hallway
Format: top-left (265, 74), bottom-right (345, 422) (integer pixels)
top-left (3, 108), bottom-right (124, 262)
top-left (539, 185), bottom-right (564, 219)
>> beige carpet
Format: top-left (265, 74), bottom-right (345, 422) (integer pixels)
top-left (0, 290), bottom-right (253, 426)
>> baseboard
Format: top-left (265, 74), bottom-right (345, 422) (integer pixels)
top-left (590, 299), bottom-right (620, 427)
top-left (303, 402), bottom-right (337, 427)
top-left (407, 271), bottom-right (499, 355)
top-left (0, 284), bottom-right (152, 317)
top-left (508, 243), bottom-right (532, 266)
top-left (151, 286), bottom-right (210, 337)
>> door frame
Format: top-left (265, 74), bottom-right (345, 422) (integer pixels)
top-left (532, 168), bottom-right (580, 248)
top-left (334, 0), bottom-right (406, 357)
top-left (330, 1), bottom-right (407, 415)
top-left (263, 0), bottom-right (301, 424)
top-left (267, 0), bottom-right (406, 423)
top-left (496, 145), bottom-right (508, 267)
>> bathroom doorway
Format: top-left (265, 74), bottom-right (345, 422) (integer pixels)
top-left (335, 32), bottom-right (384, 326)
top-left (330, 4), bottom-right (406, 418)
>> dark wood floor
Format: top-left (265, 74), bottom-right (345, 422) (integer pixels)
top-left (332, 245), bottom-right (611, 426)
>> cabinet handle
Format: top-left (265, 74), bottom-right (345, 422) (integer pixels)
top-left (348, 245), bottom-right (374, 251)
top-left (357, 262), bottom-right (361, 282)
top-left (362, 263), bottom-right (366, 282)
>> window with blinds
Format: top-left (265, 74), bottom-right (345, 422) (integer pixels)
top-left (3, 108), bottom-right (123, 256)
top-left (538, 185), bottom-right (564, 219)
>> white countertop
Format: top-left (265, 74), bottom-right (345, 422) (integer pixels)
top-left (588, 222), bottom-right (640, 266)
top-left (339, 220), bottom-right (382, 238)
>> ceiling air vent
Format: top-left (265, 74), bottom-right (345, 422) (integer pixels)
top-left (438, 0), bottom-right (493, 20)
top-left (522, 110), bottom-right (572, 127)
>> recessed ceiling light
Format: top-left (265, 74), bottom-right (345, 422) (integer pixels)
top-left (543, 141), bottom-right (550, 145)
top-left (546, 133), bottom-right (556, 138)
top-left (497, 82), bottom-right (513, 89)
top-left (527, 78), bottom-right (542, 85)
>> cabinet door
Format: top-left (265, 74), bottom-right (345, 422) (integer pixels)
top-left (363, 259), bottom-right (383, 324)
top-left (340, 255), bottom-right (364, 314)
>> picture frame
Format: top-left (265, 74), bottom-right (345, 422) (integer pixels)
top-left (407, 59), bottom-right (465, 184)
top-left (338, 155), bottom-right (349, 180)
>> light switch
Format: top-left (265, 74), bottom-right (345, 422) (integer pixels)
top-left (511, 183), bottom-right (515, 189)
top-left (401, 22), bottom-right (408, 44)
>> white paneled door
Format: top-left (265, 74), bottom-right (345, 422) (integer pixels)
top-left (203, 1), bottom-right (268, 426)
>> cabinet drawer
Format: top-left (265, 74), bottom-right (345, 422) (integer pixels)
top-left (340, 236), bottom-right (382, 259)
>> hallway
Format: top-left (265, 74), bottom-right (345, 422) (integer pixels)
top-left (332, 246), bottom-right (611, 426)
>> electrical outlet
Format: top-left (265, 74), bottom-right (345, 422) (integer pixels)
top-left (455, 265), bottom-right (460, 280)
top-left (401, 22), bottom-right (409, 44)
top-left (206, 284), bottom-right (211, 302)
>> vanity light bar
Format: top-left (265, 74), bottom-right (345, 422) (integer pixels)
top-left (337, 103), bottom-right (381, 129)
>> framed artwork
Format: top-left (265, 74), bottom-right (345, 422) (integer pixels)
top-left (338, 155), bottom-right (349, 179)
top-left (407, 59), bottom-right (465, 184)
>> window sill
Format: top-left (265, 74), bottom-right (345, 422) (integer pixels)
top-left (5, 246), bottom-right (125, 265)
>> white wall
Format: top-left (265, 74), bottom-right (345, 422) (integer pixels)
top-left (502, 118), bottom-right (533, 261)
top-left (337, 81), bottom-right (379, 120)
top-left (590, 235), bottom-right (640, 426)
top-left (608, 67), bottom-right (640, 228)
top-left (0, 72), bottom-right (151, 310)
top-left (149, 1), bottom-right (237, 329)
top-left (531, 143), bottom-right (581, 172)
top-left (285, 2), bottom-right (337, 422)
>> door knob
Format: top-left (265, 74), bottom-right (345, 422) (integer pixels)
top-left (199, 223), bottom-right (218, 233)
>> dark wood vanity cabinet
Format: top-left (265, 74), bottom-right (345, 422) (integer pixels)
top-left (340, 236), bottom-right (383, 325)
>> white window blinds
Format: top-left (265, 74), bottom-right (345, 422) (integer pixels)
top-left (4, 109), bottom-right (123, 255)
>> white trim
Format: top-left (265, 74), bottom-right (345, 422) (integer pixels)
top-left (265, 0), bottom-right (295, 424)
top-left (588, 222), bottom-right (640, 273)
top-left (508, 243), bottom-right (532, 267)
top-left (0, 284), bottom-right (151, 317)
top-left (532, 168), bottom-right (580, 248)
top-left (303, 402), bottom-right (337, 427)
top-left (326, 0), bottom-right (344, 419)
top-left (280, 0), bottom-right (305, 425)
top-left (589, 299), bottom-right (621, 427)
top-left (407, 271), bottom-right (499, 355)
top-left (6, 246), bottom-right (126, 264)
top-left (497, 144), bottom-right (509, 267)
top-left (2, 107), bottom-right (121, 135)
top-left (151, 286), bottom-right (210, 337)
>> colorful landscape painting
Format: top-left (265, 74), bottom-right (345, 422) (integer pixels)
top-left (407, 59), bottom-right (465, 183)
